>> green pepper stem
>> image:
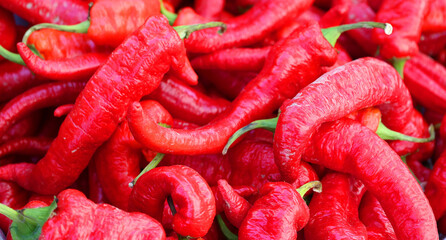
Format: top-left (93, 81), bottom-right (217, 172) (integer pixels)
top-left (0, 203), bottom-right (22, 222)
top-left (392, 57), bottom-right (408, 78)
top-left (376, 121), bottom-right (435, 143)
top-left (321, 21), bottom-right (392, 47)
top-left (217, 215), bottom-right (239, 240)
top-left (160, 0), bottom-right (177, 25)
top-left (174, 22), bottom-right (226, 39)
top-left (22, 20), bottom-right (91, 44)
top-left (129, 153), bottom-right (165, 188)
top-left (0, 45), bottom-right (25, 65)
top-left (222, 116), bottom-right (278, 155)
top-left (296, 181), bottom-right (322, 198)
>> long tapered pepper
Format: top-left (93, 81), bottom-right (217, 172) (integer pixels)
top-left (127, 22), bottom-right (339, 155)
top-left (147, 75), bottom-right (230, 125)
top-left (0, 0), bottom-right (88, 25)
top-left (1, 113), bottom-right (41, 144)
top-left (0, 189), bottom-right (166, 239)
top-left (0, 137), bottom-right (52, 159)
top-left (0, 16), bottom-right (218, 195)
top-left (129, 165), bottom-right (216, 238)
top-left (274, 57), bottom-right (431, 183)
top-left (305, 173), bottom-right (367, 239)
top-left (94, 100), bottom-right (173, 210)
top-left (0, 82), bottom-right (86, 139)
top-left (217, 179), bottom-right (251, 228)
top-left (302, 118), bottom-right (437, 239)
top-left (359, 191), bottom-right (397, 240)
top-left (183, 0), bottom-right (314, 53)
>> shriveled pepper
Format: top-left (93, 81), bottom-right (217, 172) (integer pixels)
top-left (305, 173), bottom-right (367, 239)
top-left (0, 189), bottom-right (166, 239)
top-left (0, 16), bottom-right (222, 195)
top-left (217, 179), bottom-right (251, 228)
top-left (129, 165), bottom-right (216, 238)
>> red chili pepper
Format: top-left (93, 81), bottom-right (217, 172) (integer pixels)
top-left (372, 0), bottom-right (428, 61)
top-left (194, 0), bottom-right (225, 19)
top-left (0, 82), bottom-right (86, 139)
top-left (217, 179), bottom-right (251, 228)
top-left (1, 189), bottom-right (166, 239)
top-left (129, 165), bottom-right (216, 238)
top-left (190, 47), bottom-right (270, 72)
top-left (197, 69), bottom-right (256, 100)
top-left (302, 118), bottom-right (437, 239)
top-left (0, 16), bottom-right (218, 195)
top-left (213, 185), bottom-right (257, 214)
top-left (0, 0), bottom-right (88, 25)
top-left (437, 48), bottom-right (446, 66)
top-left (0, 7), bottom-right (16, 62)
top-left (127, 22), bottom-right (340, 155)
top-left (422, 0), bottom-right (446, 32)
top-left (0, 137), bottom-right (52, 159)
top-left (359, 191), bottom-right (397, 240)
top-left (238, 181), bottom-right (321, 240)
top-left (274, 57), bottom-right (431, 183)
top-left (53, 104), bottom-right (74, 117)
top-left (319, 0), bottom-right (352, 28)
top-left (26, 29), bottom-right (102, 60)
top-left (404, 52), bottom-right (446, 114)
top-left (0, 62), bottom-right (42, 103)
top-left (94, 100), bottom-right (173, 210)
top-left (0, 181), bottom-right (28, 233)
top-left (147, 75), bottom-right (230, 125)
top-left (419, 31), bottom-right (446, 57)
top-left (183, 0), bottom-right (314, 53)
top-left (425, 151), bottom-right (446, 220)
top-left (16, 43), bottom-right (109, 82)
top-left (87, 161), bottom-right (107, 204)
top-left (1, 112), bottom-right (41, 144)
top-left (305, 173), bottom-right (368, 239)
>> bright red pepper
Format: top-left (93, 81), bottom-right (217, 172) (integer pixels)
top-left (194, 0), bottom-right (225, 19)
top-left (127, 22), bottom-right (337, 155)
top-left (0, 0), bottom-right (88, 25)
top-left (183, 0), bottom-right (314, 53)
top-left (217, 179), bottom-right (251, 228)
top-left (425, 151), bottom-right (446, 220)
top-left (359, 192), bottom-right (397, 240)
top-left (305, 173), bottom-right (368, 239)
top-left (0, 7), bottom-right (16, 62)
top-left (129, 165), bottom-right (216, 238)
top-left (422, 0), bottom-right (446, 32)
top-left (0, 82), bottom-right (86, 139)
top-left (0, 62), bottom-right (42, 103)
top-left (319, 0), bottom-right (351, 28)
top-left (147, 75), bottom-right (230, 125)
top-left (0, 16), bottom-right (201, 195)
top-left (53, 104), bottom-right (74, 117)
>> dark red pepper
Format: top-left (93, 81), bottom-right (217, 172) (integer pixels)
top-left (0, 137), bottom-right (52, 159)
top-left (0, 62), bottom-right (42, 103)
top-left (0, 7), bottom-right (16, 62)
top-left (425, 151), bottom-right (446, 220)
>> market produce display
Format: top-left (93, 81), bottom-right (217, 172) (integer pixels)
top-left (0, 0), bottom-right (445, 239)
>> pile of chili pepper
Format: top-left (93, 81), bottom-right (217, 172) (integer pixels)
top-left (0, 0), bottom-right (445, 239)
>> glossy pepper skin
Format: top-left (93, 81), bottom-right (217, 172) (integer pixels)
top-left (0, 0), bottom-right (88, 25)
top-left (27, 29), bottom-right (100, 60)
top-left (0, 137), bottom-right (52, 159)
top-left (147, 75), bottom-right (230, 125)
top-left (94, 100), bottom-right (173, 210)
top-left (305, 173), bottom-right (367, 240)
top-left (88, 0), bottom-right (161, 47)
top-left (425, 151), bottom-right (446, 220)
top-left (17, 43), bottom-right (109, 82)
top-left (238, 182), bottom-right (309, 240)
top-left (129, 165), bottom-right (216, 238)
top-left (0, 82), bottom-right (86, 139)
top-left (0, 62), bottom-right (42, 103)
top-left (127, 22), bottom-right (337, 155)
top-left (372, 0), bottom-right (428, 59)
top-left (217, 179), bottom-right (251, 228)
top-left (274, 57), bottom-right (430, 183)
top-left (404, 52), bottom-right (446, 113)
top-left (0, 7), bottom-right (16, 62)
top-left (0, 15), bottom-right (197, 195)
top-left (183, 0), bottom-right (314, 53)
top-left (359, 192), bottom-right (397, 240)
top-left (302, 118), bottom-right (438, 240)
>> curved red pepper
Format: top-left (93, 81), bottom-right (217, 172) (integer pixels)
top-left (183, 0), bottom-right (314, 52)
top-left (302, 118), bottom-right (437, 239)
top-left (305, 173), bottom-right (367, 239)
top-left (217, 179), bottom-right (251, 228)
top-left (0, 16), bottom-right (197, 195)
top-left (359, 191), bottom-right (397, 240)
top-left (17, 43), bottom-right (109, 82)
top-left (94, 100), bottom-right (173, 210)
top-left (127, 22), bottom-right (337, 155)
top-left (194, 0), bottom-right (225, 19)
top-left (0, 137), bottom-right (52, 159)
top-left (0, 62), bottom-right (42, 103)
top-left (0, 7), bottom-right (16, 62)
top-left (0, 82), bottom-right (86, 139)
top-left (129, 165), bottom-right (216, 238)
top-left (0, 0), bottom-right (88, 25)
top-left (238, 182), bottom-right (310, 240)
top-left (274, 57), bottom-right (430, 182)
top-left (147, 75), bottom-right (230, 125)
top-left (1, 112), bottom-right (41, 144)
top-left (197, 69), bottom-right (256, 100)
